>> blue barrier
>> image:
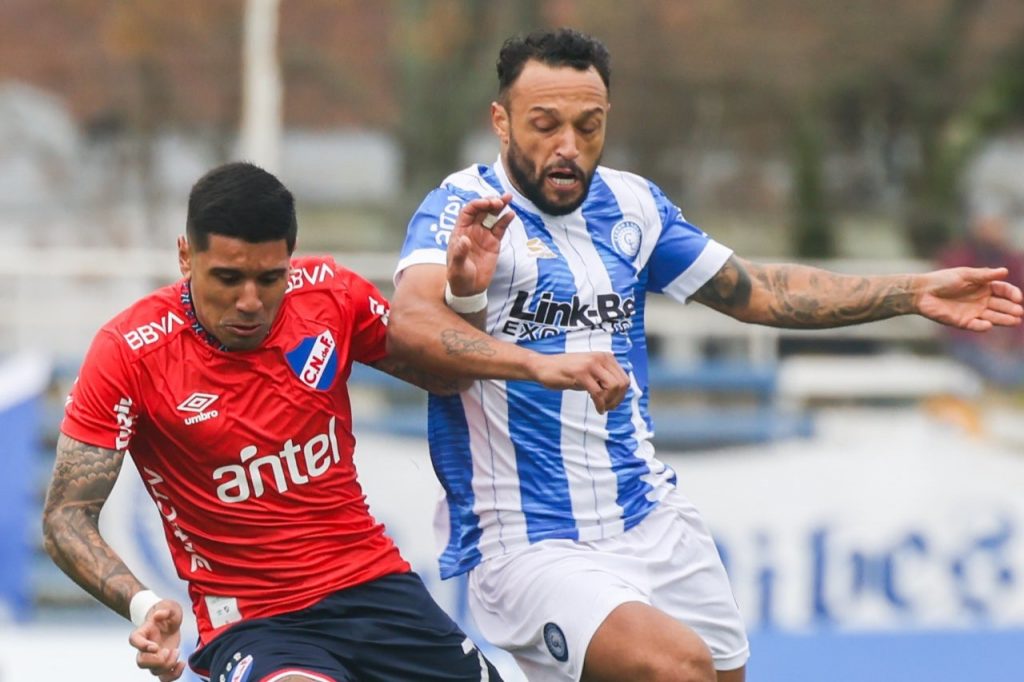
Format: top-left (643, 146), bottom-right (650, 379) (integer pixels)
top-left (748, 628), bottom-right (1024, 681)
top-left (0, 354), bottom-right (50, 622)
top-left (645, 360), bottom-right (778, 398)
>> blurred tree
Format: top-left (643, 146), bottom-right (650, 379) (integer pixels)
top-left (4, 0), bottom-right (1024, 255)
top-left (790, 108), bottom-right (835, 258)
top-left (579, 2), bottom-right (699, 197)
top-left (900, 0), bottom-right (987, 257)
top-left (390, 0), bottom-right (542, 217)
top-left (277, 1), bottom-right (394, 127)
top-left (802, 0), bottom-right (1024, 257)
top-left (51, 0), bottom-right (242, 242)
top-left (956, 37), bottom-right (1024, 151)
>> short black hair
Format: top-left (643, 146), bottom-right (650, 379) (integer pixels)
top-left (497, 28), bottom-right (611, 101)
top-left (186, 161), bottom-right (297, 253)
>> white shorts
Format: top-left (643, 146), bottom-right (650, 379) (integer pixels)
top-left (467, 489), bottom-right (749, 681)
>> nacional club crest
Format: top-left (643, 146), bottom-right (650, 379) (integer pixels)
top-left (286, 330), bottom-right (338, 390)
top-left (611, 220), bottom-right (642, 258)
top-left (228, 653), bottom-right (254, 682)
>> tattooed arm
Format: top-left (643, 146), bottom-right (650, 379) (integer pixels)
top-left (388, 263), bottom-right (629, 413)
top-left (368, 354), bottom-right (471, 395)
top-left (691, 255), bottom-right (1023, 331)
top-left (42, 433), bottom-right (140, 617)
top-left (43, 433), bottom-right (186, 680)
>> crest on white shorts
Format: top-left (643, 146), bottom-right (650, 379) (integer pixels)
top-left (543, 622), bottom-right (569, 662)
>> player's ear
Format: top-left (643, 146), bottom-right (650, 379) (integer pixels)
top-left (491, 101), bottom-right (510, 146)
top-left (177, 236), bottom-right (191, 278)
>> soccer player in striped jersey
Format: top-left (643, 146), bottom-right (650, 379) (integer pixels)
top-left (388, 28), bottom-right (1024, 682)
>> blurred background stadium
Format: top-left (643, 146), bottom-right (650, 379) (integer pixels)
top-left (2, 1), bottom-right (1024, 680)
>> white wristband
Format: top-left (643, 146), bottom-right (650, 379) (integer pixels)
top-left (129, 589), bottom-right (162, 627)
top-left (444, 282), bottom-right (488, 314)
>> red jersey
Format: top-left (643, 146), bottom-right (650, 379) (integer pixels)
top-left (61, 255), bottom-right (410, 643)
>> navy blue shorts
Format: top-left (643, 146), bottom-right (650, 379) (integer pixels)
top-left (189, 572), bottom-right (501, 682)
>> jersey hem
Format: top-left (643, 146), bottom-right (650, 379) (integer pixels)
top-left (439, 503), bottom-right (663, 579)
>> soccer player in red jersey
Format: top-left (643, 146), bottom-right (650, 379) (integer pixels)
top-left (42, 162), bottom-right (501, 682)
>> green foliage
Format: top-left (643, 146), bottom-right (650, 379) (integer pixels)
top-left (790, 113), bottom-right (835, 258)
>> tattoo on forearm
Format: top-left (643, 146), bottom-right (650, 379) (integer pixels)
top-left (694, 257), bottom-right (916, 327)
top-left (42, 435), bottom-right (138, 617)
top-left (752, 266), bottom-right (915, 327)
top-left (441, 329), bottom-right (497, 357)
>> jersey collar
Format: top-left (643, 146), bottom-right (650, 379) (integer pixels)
top-left (179, 280), bottom-right (228, 352)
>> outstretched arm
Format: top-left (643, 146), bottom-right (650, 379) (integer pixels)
top-left (42, 434), bottom-right (185, 681)
top-left (692, 255), bottom-right (1023, 330)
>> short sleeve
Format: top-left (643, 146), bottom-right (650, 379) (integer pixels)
top-left (342, 271), bottom-right (392, 366)
top-left (61, 329), bottom-right (140, 451)
top-left (394, 185), bottom-right (486, 284)
top-left (644, 182), bottom-right (733, 303)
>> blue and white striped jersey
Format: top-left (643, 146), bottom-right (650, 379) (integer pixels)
top-left (395, 159), bottom-right (733, 579)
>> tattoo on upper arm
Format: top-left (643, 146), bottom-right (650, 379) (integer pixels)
top-left (440, 329), bottom-right (497, 357)
top-left (42, 434), bottom-right (137, 613)
top-left (692, 256), bottom-right (753, 311)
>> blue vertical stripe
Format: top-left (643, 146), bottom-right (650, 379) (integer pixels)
top-left (507, 380), bottom-right (578, 542)
top-left (582, 174), bottom-right (654, 524)
top-left (630, 269), bottom-right (655, 433)
top-left (427, 394), bottom-right (482, 578)
top-left (507, 205), bottom-right (576, 540)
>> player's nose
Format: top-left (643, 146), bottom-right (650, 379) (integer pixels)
top-left (236, 281), bottom-right (263, 314)
top-left (554, 127), bottom-right (580, 161)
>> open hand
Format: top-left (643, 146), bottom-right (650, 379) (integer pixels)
top-left (447, 193), bottom-right (515, 296)
top-left (917, 266), bottom-right (1024, 331)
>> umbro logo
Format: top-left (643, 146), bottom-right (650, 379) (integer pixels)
top-left (177, 392), bottom-right (220, 426)
top-left (178, 392), bottom-right (218, 412)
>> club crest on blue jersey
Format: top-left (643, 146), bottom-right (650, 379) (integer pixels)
top-left (286, 330), bottom-right (338, 390)
top-left (543, 622), bottom-right (569, 661)
top-left (611, 219), bottom-right (642, 258)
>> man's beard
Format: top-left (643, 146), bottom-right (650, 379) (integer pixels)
top-left (505, 136), bottom-right (597, 216)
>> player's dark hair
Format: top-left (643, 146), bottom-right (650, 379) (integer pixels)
top-left (186, 161), bottom-right (297, 254)
top-left (497, 28), bottom-right (611, 102)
